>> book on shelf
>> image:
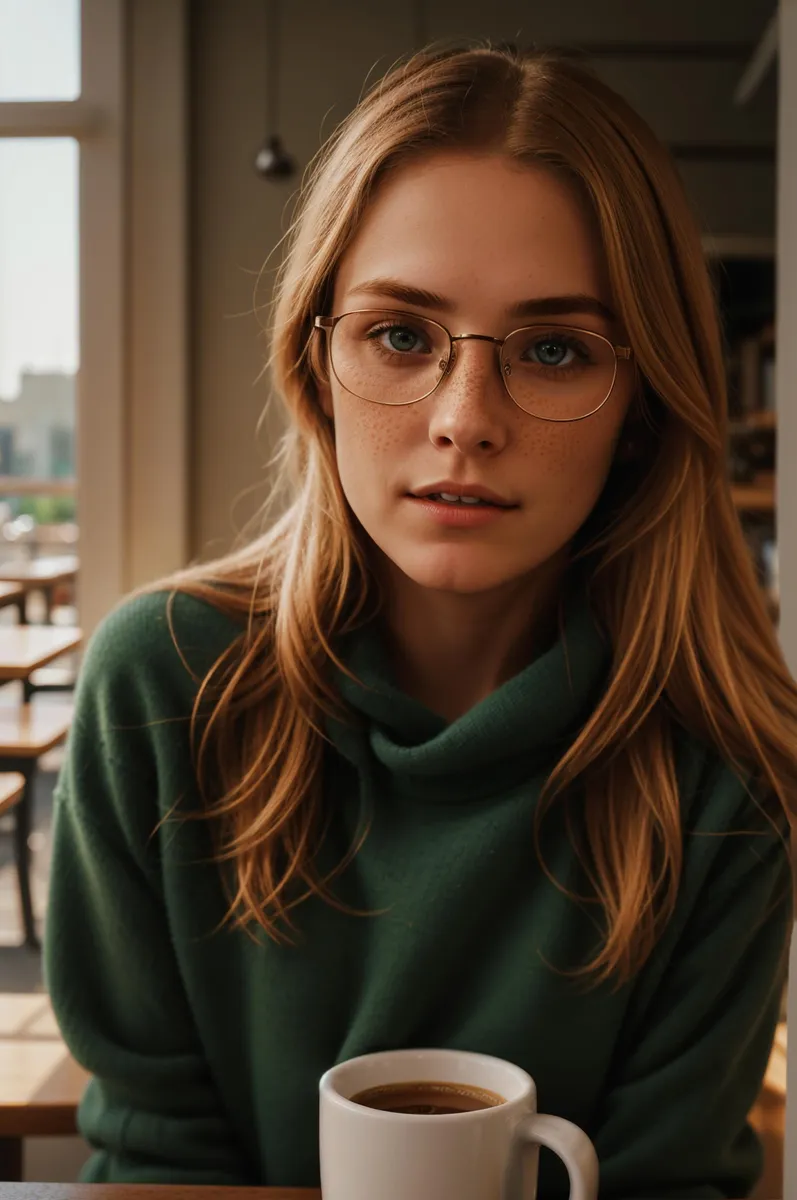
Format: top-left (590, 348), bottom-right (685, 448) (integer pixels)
top-left (738, 335), bottom-right (762, 414)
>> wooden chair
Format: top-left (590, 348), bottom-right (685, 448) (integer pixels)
top-left (0, 700), bottom-right (74, 948)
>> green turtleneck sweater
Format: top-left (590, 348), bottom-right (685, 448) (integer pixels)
top-left (44, 587), bottom-right (791, 1199)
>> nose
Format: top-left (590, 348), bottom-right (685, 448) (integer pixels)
top-left (426, 338), bottom-right (510, 455)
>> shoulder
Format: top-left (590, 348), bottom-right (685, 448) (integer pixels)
top-left (76, 586), bottom-right (247, 726)
top-left (672, 724), bottom-right (783, 835)
top-left (48, 590), bottom-right (246, 885)
top-left (59, 587), bottom-right (248, 835)
top-left (671, 727), bottom-right (791, 905)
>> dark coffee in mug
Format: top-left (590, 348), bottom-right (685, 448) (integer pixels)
top-left (349, 1080), bottom-right (506, 1116)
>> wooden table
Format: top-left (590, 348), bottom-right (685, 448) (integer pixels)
top-left (0, 700), bottom-right (74, 758)
top-left (0, 772), bottom-right (25, 817)
top-left (0, 1155), bottom-right (326, 1197)
top-left (0, 557), bottom-right (79, 624)
top-left (0, 993), bottom-right (91, 1180)
top-left (0, 1187), bottom-right (320, 1198)
top-left (0, 626), bottom-right (81, 697)
top-left (0, 583), bottom-right (25, 611)
top-left (0, 701), bottom-right (74, 947)
top-left (0, 625), bottom-right (81, 706)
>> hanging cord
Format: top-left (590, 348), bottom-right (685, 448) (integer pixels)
top-left (413, 0), bottom-right (428, 53)
top-left (265, 0), bottom-right (280, 133)
top-left (255, 0), bottom-right (295, 180)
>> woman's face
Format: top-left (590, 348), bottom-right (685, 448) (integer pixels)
top-left (318, 152), bottom-right (636, 596)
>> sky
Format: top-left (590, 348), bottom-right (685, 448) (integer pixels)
top-left (0, 0), bottom-right (80, 401)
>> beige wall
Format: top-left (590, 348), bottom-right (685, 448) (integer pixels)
top-left (191, 0), bottom-right (775, 560)
top-left (191, 0), bottom-right (419, 559)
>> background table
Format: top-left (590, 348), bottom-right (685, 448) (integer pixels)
top-left (0, 626), bottom-right (81, 680)
top-left (0, 557), bottom-right (79, 625)
top-left (0, 584), bottom-right (25, 612)
top-left (0, 993), bottom-right (91, 1178)
top-left (0, 1189), bottom-right (321, 1198)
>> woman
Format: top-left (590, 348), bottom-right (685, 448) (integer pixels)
top-left (45, 44), bottom-right (796, 1198)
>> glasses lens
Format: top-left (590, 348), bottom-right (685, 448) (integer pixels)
top-left (330, 310), bottom-right (449, 405)
top-left (502, 326), bottom-right (617, 419)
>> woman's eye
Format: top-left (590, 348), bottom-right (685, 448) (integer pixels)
top-left (387, 327), bottom-right (419, 352)
top-left (530, 337), bottom-right (573, 367)
top-left (367, 324), bottom-right (430, 354)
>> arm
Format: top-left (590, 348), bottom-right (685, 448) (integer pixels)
top-left (43, 594), bottom-right (251, 1184)
top-left (595, 776), bottom-right (791, 1200)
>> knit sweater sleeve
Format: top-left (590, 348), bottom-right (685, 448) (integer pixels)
top-left (43, 590), bottom-right (251, 1185)
top-left (594, 759), bottom-right (792, 1200)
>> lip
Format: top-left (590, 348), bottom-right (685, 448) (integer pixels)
top-left (409, 480), bottom-right (516, 507)
top-left (406, 495), bottom-right (516, 527)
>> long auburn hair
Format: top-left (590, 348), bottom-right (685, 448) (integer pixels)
top-left (137, 44), bottom-right (797, 987)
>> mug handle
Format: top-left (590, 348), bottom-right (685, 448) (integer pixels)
top-left (503, 1112), bottom-right (600, 1200)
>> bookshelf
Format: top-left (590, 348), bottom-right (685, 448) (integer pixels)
top-left (731, 482), bottom-right (775, 513)
top-left (709, 247), bottom-right (778, 615)
top-left (728, 410), bottom-right (776, 434)
top-left (702, 236), bottom-right (776, 260)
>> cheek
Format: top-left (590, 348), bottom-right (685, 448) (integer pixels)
top-left (331, 400), bottom-right (408, 507)
top-left (516, 406), bottom-right (625, 505)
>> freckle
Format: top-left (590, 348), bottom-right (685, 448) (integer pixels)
top-left (518, 422), bottom-right (558, 461)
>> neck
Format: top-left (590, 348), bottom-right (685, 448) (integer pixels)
top-left (379, 552), bottom-right (569, 722)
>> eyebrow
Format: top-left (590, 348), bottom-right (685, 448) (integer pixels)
top-left (345, 277), bottom-right (617, 323)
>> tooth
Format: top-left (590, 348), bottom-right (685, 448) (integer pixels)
top-left (439, 492), bottom-right (460, 502)
top-left (460, 496), bottom-right (482, 505)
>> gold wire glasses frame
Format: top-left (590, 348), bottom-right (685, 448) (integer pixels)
top-left (313, 308), bottom-right (634, 423)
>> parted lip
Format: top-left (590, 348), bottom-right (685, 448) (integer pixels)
top-left (409, 480), bottom-right (517, 507)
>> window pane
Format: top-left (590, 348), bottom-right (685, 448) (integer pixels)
top-left (0, 138), bottom-right (79, 589)
top-left (0, 0), bottom-right (80, 101)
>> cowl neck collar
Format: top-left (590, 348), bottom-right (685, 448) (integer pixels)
top-left (327, 581), bottom-right (611, 803)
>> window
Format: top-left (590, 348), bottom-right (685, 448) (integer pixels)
top-left (0, 135), bottom-right (78, 568)
top-left (0, 0), bottom-right (80, 101)
top-left (0, 0), bottom-right (125, 634)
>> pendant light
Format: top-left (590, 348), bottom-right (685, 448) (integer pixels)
top-left (254, 0), bottom-right (296, 181)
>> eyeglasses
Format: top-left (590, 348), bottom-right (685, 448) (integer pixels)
top-left (314, 308), bottom-right (633, 423)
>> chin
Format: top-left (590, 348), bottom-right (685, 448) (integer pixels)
top-left (392, 545), bottom-right (536, 596)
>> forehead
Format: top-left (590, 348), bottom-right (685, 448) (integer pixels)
top-left (333, 152), bottom-right (610, 309)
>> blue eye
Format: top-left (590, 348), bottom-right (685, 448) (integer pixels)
top-left (365, 321), bottom-right (433, 357)
top-left (532, 337), bottom-right (572, 367)
top-left (386, 327), bottom-right (421, 352)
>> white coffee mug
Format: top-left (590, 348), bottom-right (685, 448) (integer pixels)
top-left (319, 1047), bottom-right (599, 1200)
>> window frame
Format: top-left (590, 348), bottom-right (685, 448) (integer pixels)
top-left (0, 0), bottom-right (189, 636)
